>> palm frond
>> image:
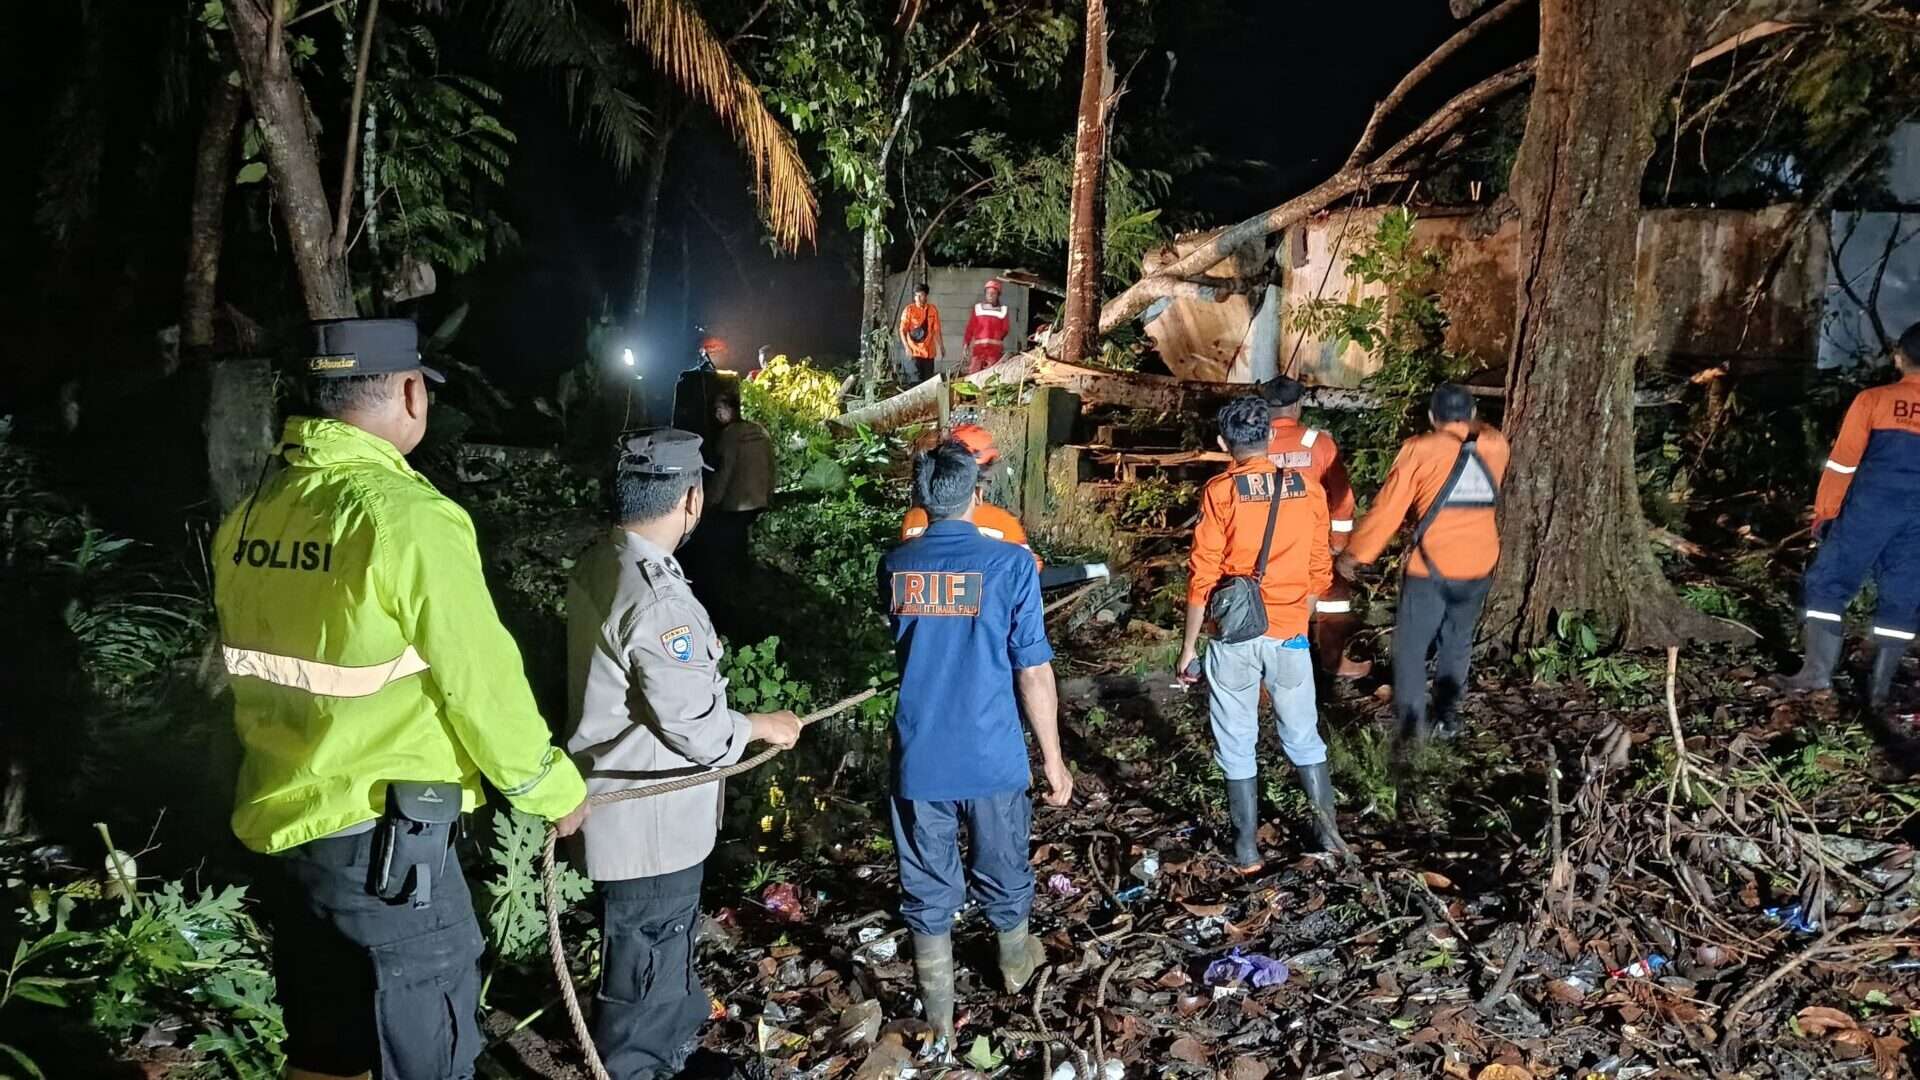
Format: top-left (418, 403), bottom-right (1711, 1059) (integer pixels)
top-left (488, 0), bottom-right (657, 176)
top-left (619, 0), bottom-right (817, 251)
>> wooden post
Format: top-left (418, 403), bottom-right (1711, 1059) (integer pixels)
top-left (1023, 388), bottom-right (1080, 520)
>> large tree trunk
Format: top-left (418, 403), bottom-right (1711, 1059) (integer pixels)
top-left (183, 65), bottom-right (245, 356)
top-left (1060, 0), bottom-right (1109, 366)
top-left (1486, 0), bottom-right (1726, 647)
top-left (630, 114), bottom-right (682, 320)
top-left (856, 88), bottom-right (916, 405)
top-left (227, 1), bottom-right (355, 318)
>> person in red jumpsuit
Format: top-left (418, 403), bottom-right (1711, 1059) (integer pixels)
top-left (964, 279), bottom-right (1012, 374)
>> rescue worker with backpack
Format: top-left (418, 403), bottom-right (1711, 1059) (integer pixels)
top-left (212, 318), bottom-right (590, 1080)
top-left (1779, 322), bottom-right (1920, 709)
top-left (1260, 375), bottom-right (1365, 677)
top-left (1337, 383), bottom-right (1509, 743)
top-left (1178, 396), bottom-right (1349, 872)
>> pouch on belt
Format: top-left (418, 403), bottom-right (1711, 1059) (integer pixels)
top-left (369, 781), bottom-right (460, 909)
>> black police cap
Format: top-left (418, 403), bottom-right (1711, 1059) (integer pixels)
top-left (616, 428), bottom-right (712, 475)
top-left (305, 318), bottom-right (444, 383)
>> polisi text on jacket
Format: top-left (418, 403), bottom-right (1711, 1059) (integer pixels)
top-left (232, 538), bottom-right (334, 571)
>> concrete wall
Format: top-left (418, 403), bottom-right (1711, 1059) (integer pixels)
top-left (1145, 204), bottom-right (1828, 388)
top-left (881, 267), bottom-right (1030, 378)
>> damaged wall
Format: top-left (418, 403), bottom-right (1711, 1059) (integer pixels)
top-left (1146, 204), bottom-right (1828, 387)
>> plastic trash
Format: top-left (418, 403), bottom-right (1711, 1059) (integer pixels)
top-left (1047, 873), bottom-right (1081, 897)
top-left (1560, 954), bottom-right (1604, 995)
top-left (1129, 850), bottom-right (1161, 883)
top-left (1050, 1064), bottom-right (1078, 1080)
top-left (1204, 947), bottom-right (1289, 988)
top-left (762, 882), bottom-right (806, 923)
top-left (855, 926), bottom-right (898, 963)
top-left (1608, 954), bottom-right (1667, 980)
top-left (1113, 884), bottom-right (1148, 905)
top-left (1764, 902), bottom-right (1819, 934)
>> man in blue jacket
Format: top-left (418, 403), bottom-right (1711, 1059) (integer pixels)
top-left (880, 440), bottom-right (1074, 1051)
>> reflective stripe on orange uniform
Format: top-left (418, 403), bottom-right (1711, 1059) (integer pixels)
top-left (1185, 458), bottom-right (1331, 640)
top-left (1814, 372), bottom-right (1920, 522)
top-left (901, 504), bottom-right (1042, 569)
top-left (1267, 417), bottom-right (1356, 542)
top-left (1346, 422), bottom-right (1510, 580)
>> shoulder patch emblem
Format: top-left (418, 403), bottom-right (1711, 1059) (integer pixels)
top-left (660, 624), bottom-right (695, 662)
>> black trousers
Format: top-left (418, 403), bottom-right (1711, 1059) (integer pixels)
top-left (594, 863), bottom-right (709, 1080)
top-left (1392, 573), bottom-right (1493, 736)
top-left (912, 356), bottom-right (937, 382)
top-left (260, 829), bottom-right (485, 1080)
top-left (687, 510), bottom-right (761, 631)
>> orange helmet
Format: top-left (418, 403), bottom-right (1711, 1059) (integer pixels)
top-left (951, 423), bottom-right (999, 465)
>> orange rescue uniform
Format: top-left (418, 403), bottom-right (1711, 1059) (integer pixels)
top-left (1267, 418), bottom-right (1355, 542)
top-left (1186, 458), bottom-right (1332, 641)
top-left (1346, 422), bottom-right (1510, 579)
top-left (1813, 372), bottom-right (1920, 523)
top-left (899, 302), bottom-right (942, 361)
top-left (901, 504), bottom-right (1042, 568)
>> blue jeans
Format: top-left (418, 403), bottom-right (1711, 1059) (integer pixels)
top-left (1204, 633), bottom-right (1325, 779)
top-left (890, 790), bottom-right (1034, 936)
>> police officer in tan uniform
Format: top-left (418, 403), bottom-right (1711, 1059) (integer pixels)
top-left (564, 428), bottom-right (803, 1079)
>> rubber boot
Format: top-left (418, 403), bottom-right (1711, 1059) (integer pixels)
top-left (1781, 620), bottom-right (1844, 692)
top-left (911, 932), bottom-right (955, 1050)
top-left (1870, 643), bottom-right (1906, 710)
top-left (995, 920), bottom-right (1046, 993)
top-left (1226, 777), bottom-right (1263, 874)
top-left (1296, 762), bottom-right (1351, 857)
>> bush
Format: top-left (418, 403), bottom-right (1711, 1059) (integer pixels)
top-left (741, 356), bottom-right (843, 486)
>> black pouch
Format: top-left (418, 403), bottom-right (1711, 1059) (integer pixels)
top-left (1205, 473), bottom-right (1286, 645)
top-left (909, 322), bottom-right (929, 344)
top-left (369, 781), bottom-right (461, 909)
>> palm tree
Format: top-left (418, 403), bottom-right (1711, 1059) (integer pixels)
top-left (491, 0), bottom-right (816, 260)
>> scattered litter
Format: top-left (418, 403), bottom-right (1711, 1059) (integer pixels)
top-left (1763, 902), bottom-right (1820, 934)
top-left (962, 1035), bottom-right (1003, 1070)
top-left (855, 926), bottom-right (898, 962)
top-left (832, 1000), bottom-right (884, 1047)
top-left (1204, 948), bottom-right (1289, 988)
top-left (1047, 872), bottom-right (1081, 897)
top-left (1113, 884), bottom-right (1147, 905)
top-left (763, 882), bottom-right (806, 923)
top-left (1129, 850), bottom-right (1161, 883)
top-left (1609, 954), bottom-right (1667, 980)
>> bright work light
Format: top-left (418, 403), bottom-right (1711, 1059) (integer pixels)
top-left (621, 347), bottom-right (635, 367)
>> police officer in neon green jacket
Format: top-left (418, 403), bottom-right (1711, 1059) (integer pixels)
top-left (212, 318), bottom-right (589, 1080)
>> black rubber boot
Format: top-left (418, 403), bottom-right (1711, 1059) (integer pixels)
top-left (1781, 620), bottom-right (1844, 692)
top-left (1296, 762), bottom-right (1351, 857)
top-left (911, 932), bottom-right (955, 1052)
top-left (995, 920), bottom-right (1046, 993)
top-left (1225, 777), bottom-right (1263, 873)
top-left (1870, 643), bottom-right (1906, 710)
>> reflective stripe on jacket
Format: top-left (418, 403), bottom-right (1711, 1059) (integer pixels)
top-left (1185, 458), bottom-right (1332, 640)
top-left (213, 417), bottom-right (585, 854)
top-left (1267, 417), bottom-right (1356, 541)
top-left (1814, 372), bottom-right (1920, 523)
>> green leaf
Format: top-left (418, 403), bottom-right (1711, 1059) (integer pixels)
top-left (1387, 1017), bottom-right (1416, 1031)
top-left (0, 1042), bottom-right (45, 1080)
top-left (963, 1036), bottom-right (1003, 1069)
top-left (235, 162), bottom-right (268, 185)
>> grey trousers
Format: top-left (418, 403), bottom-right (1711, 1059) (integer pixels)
top-left (1392, 573), bottom-right (1493, 735)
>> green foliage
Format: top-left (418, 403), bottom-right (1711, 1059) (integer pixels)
top-left (1680, 582), bottom-right (1751, 623)
top-left (740, 355), bottom-right (846, 486)
top-left (1522, 611), bottom-right (1656, 705)
top-left (482, 809), bottom-right (593, 965)
top-left (1734, 723), bottom-right (1873, 800)
top-left (762, 0), bottom-right (1074, 235)
top-left (933, 131), bottom-right (1171, 286)
top-left (757, 492), bottom-right (900, 615)
top-left (723, 636), bottom-right (816, 713)
top-left (486, 0), bottom-right (655, 177)
top-left (1295, 209), bottom-right (1470, 491)
top-left (369, 24), bottom-right (519, 273)
top-left (1113, 473), bottom-right (1195, 530)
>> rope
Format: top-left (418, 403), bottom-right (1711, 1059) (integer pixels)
top-left (541, 688), bottom-right (880, 1080)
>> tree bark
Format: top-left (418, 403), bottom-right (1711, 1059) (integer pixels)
top-left (630, 105), bottom-right (684, 320)
top-left (1485, 0), bottom-right (1728, 648)
top-left (1060, 0), bottom-right (1109, 366)
top-left (857, 88), bottom-right (916, 405)
top-left (183, 64), bottom-right (245, 356)
top-left (227, 0), bottom-right (355, 318)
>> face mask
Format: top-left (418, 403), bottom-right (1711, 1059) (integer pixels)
top-left (674, 491), bottom-right (702, 551)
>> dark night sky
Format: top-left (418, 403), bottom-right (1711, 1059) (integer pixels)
top-left (0, 2), bottom-right (1531, 406)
